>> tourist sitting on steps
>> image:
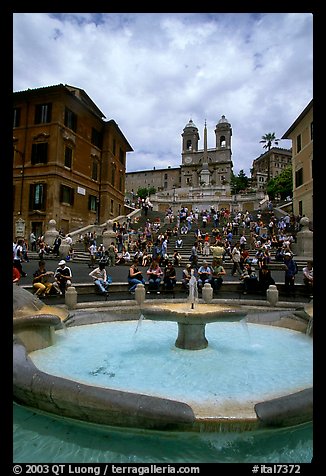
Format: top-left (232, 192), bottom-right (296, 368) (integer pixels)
top-left (32, 260), bottom-right (54, 297)
top-left (197, 260), bottom-right (212, 291)
top-left (52, 259), bottom-right (72, 296)
top-left (240, 263), bottom-right (259, 295)
top-left (146, 260), bottom-right (163, 294)
top-left (127, 258), bottom-right (145, 294)
top-left (89, 260), bottom-right (112, 296)
top-left (181, 264), bottom-right (193, 290)
top-left (163, 261), bottom-right (177, 292)
top-left (211, 258), bottom-right (226, 292)
top-left (258, 264), bottom-right (275, 294)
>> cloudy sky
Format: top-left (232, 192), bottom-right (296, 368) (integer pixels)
top-left (13, 12), bottom-right (313, 176)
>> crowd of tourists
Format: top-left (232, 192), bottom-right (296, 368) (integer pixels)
top-left (13, 201), bottom-right (313, 298)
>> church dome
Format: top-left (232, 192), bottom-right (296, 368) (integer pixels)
top-left (218, 115), bottom-right (229, 124)
top-left (184, 118), bottom-right (198, 130)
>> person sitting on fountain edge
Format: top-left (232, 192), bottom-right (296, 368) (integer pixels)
top-left (127, 258), bottom-right (145, 294)
top-left (163, 260), bottom-right (177, 292)
top-left (240, 262), bottom-right (258, 295)
top-left (182, 263), bottom-right (193, 290)
top-left (197, 260), bottom-right (212, 291)
top-left (52, 259), bottom-right (72, 296)
top-left (146, 259), bottom-right (163, 294)
top-left (211, 258), bottom-right (226, 293)
top-left (89, 260), bottom-right (112, 296)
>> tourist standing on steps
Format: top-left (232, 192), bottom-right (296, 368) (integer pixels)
top-left (88, 241), bottom-right (97, 268)
top-left (127, 258), bottom-right (145, 293)
top-left (231, 242), bottom-right (242, 277)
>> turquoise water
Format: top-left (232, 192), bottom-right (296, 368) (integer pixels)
top-left (13, 404), bottom-right (313, 463)
top-left (29, 320), bottom-right (313, 404)
top-left (15, 319), bottom-right (313, 463)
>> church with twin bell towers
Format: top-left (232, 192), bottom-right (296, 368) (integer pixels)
top-left (180, 115), bottom-right (233, 191)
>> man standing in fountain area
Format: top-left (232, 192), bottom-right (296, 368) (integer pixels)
top-left (52, 259), bottom-right (72, 296)
top-left (282, 252), bottom-right (298, 296)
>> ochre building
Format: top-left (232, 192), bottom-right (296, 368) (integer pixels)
top-left (13, 84), bottom-right (133, 239)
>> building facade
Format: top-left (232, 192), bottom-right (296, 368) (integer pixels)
top-left (13, 84), bottom-right (133, 239)
top-left (282, 100), bottom-right (313, 221)
top-left (126, 115), bottom-right (233, 196)
top-left (251, 147), bottom-right (293, 191)
top-left (180, 116), bottom-right (233, 188)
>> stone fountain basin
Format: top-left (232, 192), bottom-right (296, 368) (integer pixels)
top-left (142, 303), bottom-right (247, 323)
top-left (13, 303), bottom-right (313, 432)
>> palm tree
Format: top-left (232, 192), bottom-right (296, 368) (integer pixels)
top-left (260, 132), bottom-right (280, 151)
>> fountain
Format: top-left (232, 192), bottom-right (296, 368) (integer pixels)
top-left (13, 284), bottom-right (313, 462)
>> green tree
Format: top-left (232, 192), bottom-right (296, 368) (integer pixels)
top-left (137, 186), bottom-right (156, 199)
top-left (230, 170), bottom-right (249, 194)
top-left (266, 166), bottom-right (292, 200)
top-left (260, 132), bottom-right (280, 151)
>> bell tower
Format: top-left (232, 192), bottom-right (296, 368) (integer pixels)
top-left (215, 115), bottom-right (232, 153)
top-left (182, 119), bottom-right (199, 155)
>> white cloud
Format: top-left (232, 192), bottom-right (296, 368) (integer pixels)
top-left (13, 12), bottom-right (313, 175)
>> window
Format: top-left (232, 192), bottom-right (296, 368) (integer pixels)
top-left (64, 146), bottom-right (73, 168)
top-left (186, 140), bottom-right (192, 150)
top-left (34, 103), bottom-right (52, 124)
top-left (13, 108), bottom-right (21, 127)
top-left (31, 143), bottom-right (48, 164)
top-left (119, 147), bottom-right (125, 165)
top-left (60, 185), bottom-right (74, 205)
top-left (92, 161), bottom-right (98, 180)
top-left (29, 183), bottom-right (47, 210)
top-left (91, 128), bottom-right (102, 148)
top-left (110, 199), bottom-right (114, 213)
top-left (113, 139), bottom-right (116, 155)
top-left (295, 168), bottom-right (303, 188)
top-left (220, 136), bottom-right (226, 147)
top-left (64, 107), bottom-right (77, 132)
top-left (88, 195), bottom-right (98, 212)
top-left (296, 134), bottom-right (302, 154)
top-left (111, 164), bottom-right (116, 186)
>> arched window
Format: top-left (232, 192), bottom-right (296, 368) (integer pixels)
top-left (220, 136), bottom-right (226, 147)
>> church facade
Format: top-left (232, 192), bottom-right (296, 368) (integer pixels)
top-left (126, 115), bottom-right (267, 213)
top-left (180, 116), bottom-right (233, 189)
top-left (126, 115), bottom-right (233, 195)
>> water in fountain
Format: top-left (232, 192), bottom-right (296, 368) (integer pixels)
top-left (188, 269), bottom-right (198, 309)
top-left (13, 289), bottom-right (313, 463)
top-left (134, 313), bottom-right (145, 334)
